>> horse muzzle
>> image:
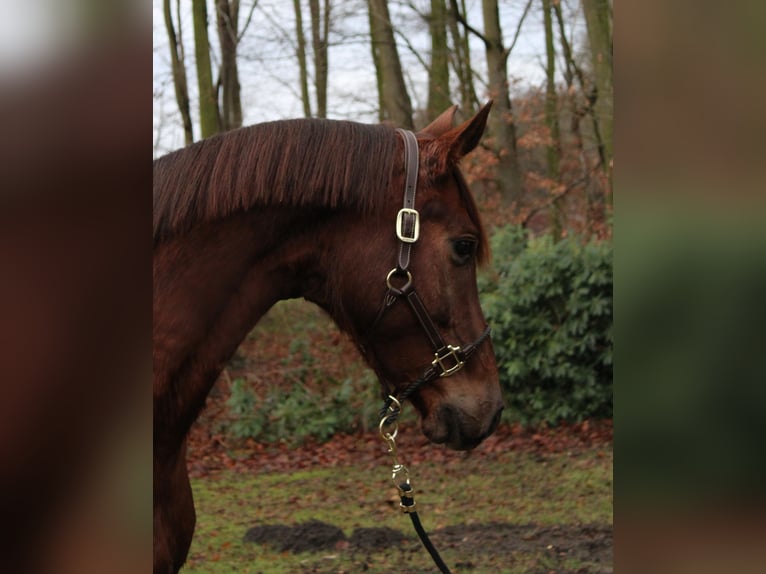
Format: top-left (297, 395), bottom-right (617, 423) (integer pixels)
top-left (421, 401), bottom-right (504, 451)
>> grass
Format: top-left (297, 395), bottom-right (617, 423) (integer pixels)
top-left (182, 447), bottom-right (612, 573)
top-left (188, 300), bottom-right (612, 572)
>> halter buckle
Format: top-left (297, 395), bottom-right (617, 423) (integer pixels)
top-left (433, 345), bottom-right (465, 377)
top-left (396, 208), bottom-right (420, 243)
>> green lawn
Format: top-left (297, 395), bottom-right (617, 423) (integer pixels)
top-left (182, 447), bottom-right (612, 573)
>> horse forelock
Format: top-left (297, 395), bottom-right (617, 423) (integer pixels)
top-left (152, 119), bottom-right (400, 244)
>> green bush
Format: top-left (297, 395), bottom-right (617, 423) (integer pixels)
top-left (225, 372), bottom-right (382, 446)
top-left (480, 226), bottom-right (612, 426)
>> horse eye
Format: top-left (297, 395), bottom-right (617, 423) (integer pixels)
top-left (452, 238), bottom-right (477, 263)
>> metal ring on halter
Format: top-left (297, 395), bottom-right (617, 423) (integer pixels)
top-left (386, 268), bottom-right (412, 292)
top-left (384, 395), bottom-right (402, 413)
top-left (379, 415), bottom-right (399, 442)
top-left (379, 394), bottom-right (401, 441)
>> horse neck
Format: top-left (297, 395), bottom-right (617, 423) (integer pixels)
top-left (153, 207), bottom-right (332, 451)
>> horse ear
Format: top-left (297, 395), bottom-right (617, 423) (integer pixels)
top-left (418, 104), bottom-right (459, 137)
top-left (426, 101), bottom-right (492, 173)
top-left (444, 100), bottom-right (492, 160)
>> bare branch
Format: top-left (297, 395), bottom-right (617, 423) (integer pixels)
top-left (175, 0), bottom-right (185, 61)
top-left (163, 0), bottom-right (194, 143)
top-left (400, 0), bottom-right (430, 21)
top-left (237, 0), bottom-right (260, 44)
top-left (393, 26), bottom-right (430, 72)
top-left (504, 0), bottom-right (534, 62)
top-left (554, 0), bottom-right (588, 92)
top-left (520, 166), bottom-right (603, 228)
top-left (448, 0), bottom-right (489, 49)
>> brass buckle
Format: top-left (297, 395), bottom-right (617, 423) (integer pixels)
top-left (432, 345), bottom-right (464, 377)
top-left (395, 208), bottom-right (420, 243)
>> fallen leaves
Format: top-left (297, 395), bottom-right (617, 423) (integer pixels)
top-left (187, 415), bottom-right (612, 478)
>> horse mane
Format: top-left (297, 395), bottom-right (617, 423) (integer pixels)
top-left (153, 118), bottom-right (489, 265)
top-left (153, 118), bottom-right (399, 244)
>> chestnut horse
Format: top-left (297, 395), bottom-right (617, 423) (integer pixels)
top-left (153, 103), bottom-right (503, 573)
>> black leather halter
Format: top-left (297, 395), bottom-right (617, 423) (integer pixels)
top-left (374, 129), bottom-right (491, 413)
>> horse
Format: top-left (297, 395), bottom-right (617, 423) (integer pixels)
top-left (153, 102), bottom-right (504, 573)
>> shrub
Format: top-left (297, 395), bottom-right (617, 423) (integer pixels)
top-left (480, 226), bottom-right (612, 426)
top-left (225, 372), bottom-right (381, 446)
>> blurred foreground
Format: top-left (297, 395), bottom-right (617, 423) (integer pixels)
top-left (0, 2), bottom-right (151, 573)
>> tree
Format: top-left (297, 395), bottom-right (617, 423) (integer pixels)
top-left (309, 0), bottom-right (331, 118)
top-left (293, 0), bottom-right (312, 117)
top-left (215, 0), bottom-right (244, 131)
top-left (192, 0), bottom-right (221, 137)
top-left (581, 0), bottom-right (612, 183)
top-left (482, 0), bottom-right (528, 207)
top-left (542, 0), bottom-right (560, 180)
top-left (553, 0), bottom-right (606, 229)
top-left (163, 0), bottom-right (194, 145)
top-left (368, 0), bottom-right (414, 128)
top-left (542, 0), bottom-right (563, 238)
top-left (427, 0), bottom-right (451, 121)
top-left (452, 0), bottom-right (530, 207)
top-left (447, 0), bottom-right (479, 116)
top-left (167, 0), bottom-right (256, 140)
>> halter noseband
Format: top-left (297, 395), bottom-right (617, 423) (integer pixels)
top-left (373, 129), bottom-right (491, 412)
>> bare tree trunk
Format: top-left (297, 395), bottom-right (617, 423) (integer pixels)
top-left (542, 0), bottom-right (560, 179)
top-left (163, 0), bottom-right (194, 145)
top-left (215, 0), bottom-right (243, 131)
top-left (293, 0), bottom-right (312, 117)
top-left (481, 0), bottom-right (523, 207)
top-left (554, 0), bottom-right (603, 229)
top-left (427, 0), bottom-right (451, 121)
top-left (582, 0), bottom-right (612, 189)
top-left (368, 0), bottom-right (413, 128)
top-left (447, 0), bottom-right (478, 116)
top-left (192, 0), bottom-right (220, 138)
top-left (309, 0), bottom-right (330, 118)
top-left (542, 0), bottom-right (562, 238)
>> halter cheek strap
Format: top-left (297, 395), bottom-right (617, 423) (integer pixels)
top-left (395, 128), bottom-right (420, 270)
top-left (374, 130), bottom-right (490, 574)
top-left (370, 129), bottom-right (491, 415)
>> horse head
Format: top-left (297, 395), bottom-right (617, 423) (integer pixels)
top-left (318, 103), bottom-right (503, 450)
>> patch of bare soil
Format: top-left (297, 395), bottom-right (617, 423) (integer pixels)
top-left (243, 520), bottom-right (612, 573)
top-left (434, 522), bottom-right (613, 572)
top-left (244, 520), bottom-right (346, 553)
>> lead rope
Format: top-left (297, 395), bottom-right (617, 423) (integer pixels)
top-left (379, 397), bottom-right (452, 574)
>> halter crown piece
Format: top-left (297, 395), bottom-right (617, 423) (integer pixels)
top-left (375, 129), bottom-right (492, 421)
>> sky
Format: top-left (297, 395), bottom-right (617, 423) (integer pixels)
top-left (152, 0), bottom-right (587, 157)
